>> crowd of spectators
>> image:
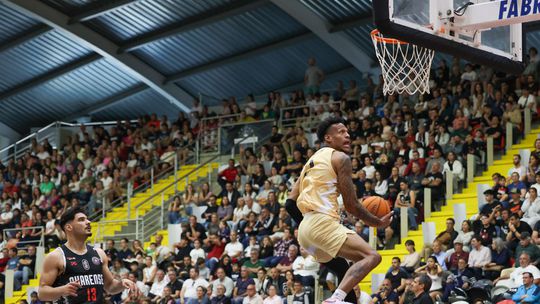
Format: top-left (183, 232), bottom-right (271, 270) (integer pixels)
top-left (0, 112), bottom-right (205, 296)
top-left (2, 50), bottom-right (540, 304)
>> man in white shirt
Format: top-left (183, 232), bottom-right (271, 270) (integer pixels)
top-left (121, 272), bottom-right (149, 301)
top-left (292, 247), bottom-right (320, 287)
top-left (242, 284), bottom-right (263, 304)
top-left (141, 137), bottom-right (155, 151)
top-left (508, 154), bottom-right (528, 182)
top-left (181, 268), bottom-right (210, 304)
top-left (155, 234), bottom-right (171, 264)
top-left (518, 88), bottom-right (536, 112)
top-left (244, 197), bottom-right (261, 215)
top-left (149, 269), bottom-right (170, 301)
top-left (36, 145), bottom-right (50, 160)
top-left (0, 203), bottom-right (13, 229)
top-left (468, 236), bottom-right (491, 277)
top-left (224, 231), bottom-right (244, 260)
top-left (211, 267), bottom-right (235, 298)
top-left (495, 253), bottom-right (540, 288)
top-left (100, 170), bottom-right (113, 190)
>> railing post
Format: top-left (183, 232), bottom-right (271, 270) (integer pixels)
top-left (102, 197), bottom-right (106, 219)
top-left (400, 207), bottom-right (408, 241)
top-left (218, 126), bottom-right (222, 155)
top-left (5, 269), bottom-right (14, 299)
top-left (368, 226), bottom-right (376, 250)
top-left (135, 219), bottom-right (139, 241)
top-left (487, 136), bottom-right (494, 166)
top-left (174, 154), bottom-right (178, 193)
top-left (446, 171), bottom-right (453, 200)
top-left (467, 154), bottom-right (475, 184)
top-left (151, 167), bottom-right (155, 194)
top-left (127, 182), bottom-right (132, 219)
top-left (161, 193), bottom-right (165, 230)
top-left (36, 246), bottom-right (45, 277)
top-left (525, 108), bottom-right (532, 136)
top-left (208, 163), bottom-right (212, 182)
top-left (185, 176), bottom-right (189, 189)
top-left (506, 122), bottom-right (513, 151)
top-left (196, 140), bottom-right (200, 164)
top-left (424, 188), bottom-right (432, 220)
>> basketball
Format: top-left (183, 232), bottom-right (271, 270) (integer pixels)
top-left (362, 196), bottom-right (391, 218)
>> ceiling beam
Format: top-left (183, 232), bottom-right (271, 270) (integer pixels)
top-left (118, 0), bottom-right (268, 53)
top-left (0, 54), bottom-right (100, 100)
top-left (0, 24), bottom-right (50, 53)
top-left (3, 0), bottom-right (194, 112)
top-left (165, 31), bottom-right (314, 84)
top-left (64, 84), bottom-right (148, 121)
top-left (328, 13), bottom-right (373, 33)
top-left (270, 0), bottom-right (373, 72)
top-left (69, 0), bottom-right (137, 24)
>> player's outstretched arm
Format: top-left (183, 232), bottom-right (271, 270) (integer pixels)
top-left (97, 248), bottom-right (139, 297)
top-left (38, 249), bottom-right (80, 301)
top-left (332, 151), bottom-right (392, 228)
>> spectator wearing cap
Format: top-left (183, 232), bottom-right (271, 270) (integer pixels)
top-left (508, 187), bottom-right (525, 215)
top-left (515, 232), bottom-right (540, 267)
top-left (507, 213), bottom-right (533, 252)
top-left (446, 239), bottom-right (469, 271)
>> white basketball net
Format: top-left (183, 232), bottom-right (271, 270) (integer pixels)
top-left (371, 29), bottom-right (435, 95)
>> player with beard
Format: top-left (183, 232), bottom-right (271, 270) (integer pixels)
top-left (38, 207), bottom-right (139, 303)
top-left (286, 117), bottom-right (392, 304)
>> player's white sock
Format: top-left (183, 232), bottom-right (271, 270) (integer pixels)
top-left (332, 289), bottom-right (347, 301)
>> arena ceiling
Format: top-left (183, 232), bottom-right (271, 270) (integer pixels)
top-left (0, 0), bottom-right (538, 134)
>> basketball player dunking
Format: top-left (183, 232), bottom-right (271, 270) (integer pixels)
top-left (38, 207), bottom-right (139, 303)
top-left (287, 117), bottom-right (393, 304)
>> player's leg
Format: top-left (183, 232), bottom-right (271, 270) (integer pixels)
top-left (285, 200), bottom-right (357, 302)
top-left (323, 257), bottom-right (358, 303)
top-left (329, 233), bottom-right (381, 300)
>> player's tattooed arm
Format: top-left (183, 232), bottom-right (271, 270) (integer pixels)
top-left (332, 151), bottom-right (382, 227)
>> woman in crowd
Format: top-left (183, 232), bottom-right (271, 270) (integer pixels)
top-left (454, 220), bottom-right (474, 251)
top-left (483, 237), bottom-right (511, 281)
top-left (401, 239), bottom-right (421, 274)
top-left (415, 256), bottom-right (444, 301)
